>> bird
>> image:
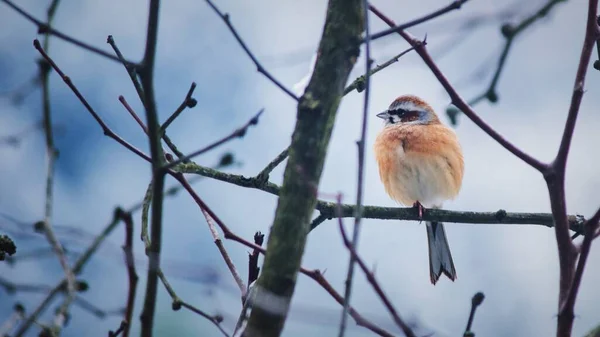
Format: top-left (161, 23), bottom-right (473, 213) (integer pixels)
top-left (373, 94), bottom-right (464, 285)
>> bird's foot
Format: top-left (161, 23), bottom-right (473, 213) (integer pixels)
top-left (413, 201), bottom-right (425, 222)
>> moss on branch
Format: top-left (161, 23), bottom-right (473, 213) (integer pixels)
top-left (242, 1), bottom-right (364, 336)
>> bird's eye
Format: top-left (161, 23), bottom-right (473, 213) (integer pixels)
top-left (389, 108), bottom-right (407, 116)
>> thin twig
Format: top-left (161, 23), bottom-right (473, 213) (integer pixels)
top-left (161, 109), bottom-right (263, 170)
top-left (368, 0), bottom-right (469, 41)
top-left (179, 302), bottom-right (230, 337)
top-left (336, 198), bottom-right (416, 337)
top-left (255, 148), bottom-right (289, 181)
top-left (203, 0), bottom-right (299, 102)
top-left (160, 83), bottom-right (197, 133)
top-left (109, 36), bottom-right (186, 160)
top-left (139, 185), bottom-right (229, 337)
top-left (107, 35), bottom-right (145, 104)
top-left (200, 207), bottom-right (246, 299)
top-left (33, 40), bottom-right (152, 162)
top-left (117, 209), bottom-right (138, 337)
top-left (119, 96), bottom-right (149, 134)
top-left (253, 44), bottom-right (417, 180)
top-left (453, 0), bottom-right (568, 122)
top-left (339, 1), bottom-right (372, 335)
top-left (108, 320), bottom-right (127, 337)
top-left (343, 45), bottom-right (417, 96)
top-left (464, 292), bottom-right (485, 336)
top-left (1, 0), bottom-right (137, 66)
top-left (37, 3), bottom-right (78, 335)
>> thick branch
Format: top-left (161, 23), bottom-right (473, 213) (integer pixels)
top-left (138, 1), bottom-right (164, 336)
top-left (244, 1), bottom-right (364, 336)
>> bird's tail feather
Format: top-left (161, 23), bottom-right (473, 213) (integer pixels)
top-left (426, 221), bottom-right (457, 285)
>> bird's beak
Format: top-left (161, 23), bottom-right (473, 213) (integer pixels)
top-left (376, 111), bottom-right (389, 120)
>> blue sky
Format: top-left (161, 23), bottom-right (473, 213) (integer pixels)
top-left (1, 0), bottom-right (600, 336)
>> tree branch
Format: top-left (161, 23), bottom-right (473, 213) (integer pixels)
top-left (367, 4), bottom-right (549, 173)
top-left (368, 0), bottom-right (469, 41)
top-left (337, 200), bottom-right (416, 337)
top-left (1, 0), bottom-right (137, 66)
top-left (138, 1), bottom-right (164, 336)
top-left (176, 163), bottom-right (585, 230)
top-left (203, 0), bottom-right (299, 102)
top-left (116, 209), bottom-right (138, 337)
top-left (339, 1), bottom-right (372, 334)
top-left (447, 0), bottom-right (568, 124)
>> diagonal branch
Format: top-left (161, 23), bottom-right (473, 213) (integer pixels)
top-left (203, 0), bottom-right (299, 102)
top-left (1, 0), bottom-right (137, 66)
top-left (161, 109), bottom-right (263, 170)
top-left (369, 0), bottom-right (469, 41)
top-left (253, 44), bottom-right (418, 187)
top-left (368, 4), bottom-right (549, 174)
top-left (337, 199), bottom-right (416, 337)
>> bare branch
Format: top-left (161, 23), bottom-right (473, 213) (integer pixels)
top-left (368, 4), bottom-right (549, 174)
top-left (253, 44), bottom-right (418, 180)
top-left (448, 0), bottom-right (568, 123)
top-left (255, 148), bottom-right (289, 182)
top-left (203, 0), bottom-right (299, 102)
top-left (339, 1), bottom-right (372, 334)
top-left (464, 292), bottom-right (485, 336)
top-left (200, 207), bottom-right (246, 299)
top-left (108, 320), bottom-right (127, 337)
top-left (161, 109), bottom-right (263, 170)
top-left (33, 40), bottom-right (151, 162)
top-left (369, 0), bottom-right (469, 41)
top-left (343, 45), bottom-right (417, 96)
top-left (116, 209), bottom-right (138, 337)
top-left (176, 163), bottom-right (585, 230)
top-left (0, 0), bottom-right (137, 66)
top-left (160, 82), bottom-right (197, 133)
top-left (337, 199), bottom-right (416, 337)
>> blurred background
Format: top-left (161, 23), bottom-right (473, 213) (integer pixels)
top-left (1, 0), bottom-right (599, 336)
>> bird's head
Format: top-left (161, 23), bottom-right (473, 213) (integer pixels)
top-left (376, 95), bottom-right (440, 126)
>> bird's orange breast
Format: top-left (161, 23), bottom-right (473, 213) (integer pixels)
top-left (374, 123), bottom-right (464, 207)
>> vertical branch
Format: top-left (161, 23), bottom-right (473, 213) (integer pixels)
top-left (338, 0), bottom-right (371, 336)
top-left (118, 208), bottom-right (138, 337)
top-left (243, 1), bottom-right (364, 336)
top-left (552, 1), bottom-right (599, 336)
top-left (37, 1), bottom-right (78, 334)
top-left (138, 1), bottom-right (165, 337)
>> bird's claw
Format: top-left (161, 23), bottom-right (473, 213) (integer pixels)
top-left (413, 201), bottom-right (425, 222)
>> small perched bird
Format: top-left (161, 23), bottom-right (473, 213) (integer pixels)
top-left (374, 95), bottom-right (464, 285)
